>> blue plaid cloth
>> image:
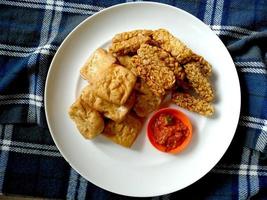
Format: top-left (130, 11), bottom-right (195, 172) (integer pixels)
top-left (0, 0), bottom-right (267, 199)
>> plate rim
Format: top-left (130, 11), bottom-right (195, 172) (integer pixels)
top-left (45, 1), bottom-right (241, 197)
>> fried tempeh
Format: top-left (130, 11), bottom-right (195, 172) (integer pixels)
top-left (92, 64), bottom-right (137, 105)
top-left (184, 62), bottom-right (214, 102)
top-left (102, 114), bottom-right (142, 148)
top-left (152, 29), bottom-right (212, 75)
top-left (112, 29), bottom-right (153, 43)
top-left (132, 44), bottom-right (176, 96)
top-left (152, 29), bottom-right (194, 64)
top-left (191, 54), bottom-right (212, 77)
top-left (81, 85), bottom-right (135, 122)
top-left (80, 48), bottom-right (116, 81)
top-left (172, 92), bottom-right (214, 116)
top-left (68, 98), bottom-right (104, 139)
top-left (109, 35), bottom-right (151, 56)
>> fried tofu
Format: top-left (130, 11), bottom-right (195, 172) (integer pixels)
top-left (102, 114), bottom-right (142, 148)
top-left (80, 48), bottom-right (116, 81)
top-left (134, 80), bottom-right (162, 117)
top-left (111, 29), bottom-right (153, 43)
top-left (68, 98), bottom-right (104, 139)
top-left (117, 55), bottom-right (138, 75)
top-left (81, 85), bottom-right (135, 122)
top-left (92, 64), bottom-right (137, 105)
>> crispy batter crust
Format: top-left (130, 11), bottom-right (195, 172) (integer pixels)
top-left (152, 29), bottom-right (194, 64)
top-left (191, 54), bottom-right (212, 77)
top-left (112, 29), bottom-right (153, 43)
top-left (132, 44), bottom-right (175, 96)
top-left (109, 35), bottom-right (151, 56)
top-left (184, 62), bottom-right (214, 102)
top-left (172, 93), bottom-right (214, 116)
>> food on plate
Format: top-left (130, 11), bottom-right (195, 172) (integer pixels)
top-left (152, 29), bottom-right (194, 64)
top-left (102, 114), bottom-right (142, 148)
top-left (92, 64), bottom-right (136, 105)
top-left (80, 48), bottom-right (116, 81)
top-left (81, 85), bottom-right (135, 122)
top-left (184, 62), bottom-right (214, 102)
top-left (69, 28), bottom-right (216, 150)
top-left (193, 56), bottom-right (212, 77)
top-left (133, 80), bottom-right (162, 117)
top-left (111, 29), bottom-right (153, 43)
top-left (109, 35), bottom-right (151, 56)
top-left (172, 93), bottom-right (214, 116)
top-left (117, 55), bottom-right (138, 75)
top-left (138, 43), bottom-right (185, 80)
top-left (132, 44), bottom-right (176, 96)
top-left (147, 108), bottom-right (192, 153)
top-left (109, 30), bottom-right (153, 56)
top-left (68, 98), bottom-right (104, 139)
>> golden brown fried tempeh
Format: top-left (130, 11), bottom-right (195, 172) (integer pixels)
top-left (132, 44), bottom-right (175, 96)
top-left (172, 93), bottom-right (214, 116)
top-left (184, 62), bottom-right (214, 102)
top-left (191, 54), bottom-right (212, 77)
top-left (112, 29), bottom-right (153, 43)
top-left (109, 35), bottom-right (151, 56)
top-left (152, 29), bottom-right (194, 64)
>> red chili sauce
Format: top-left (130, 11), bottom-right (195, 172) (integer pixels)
top-left (153, 113), bottom-right (189, 151)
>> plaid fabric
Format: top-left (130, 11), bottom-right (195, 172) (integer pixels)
top-left (0, 0), bottom-right (267, 199)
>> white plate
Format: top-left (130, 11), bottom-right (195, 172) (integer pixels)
top-left (45, 2), bottom-right (241, 197)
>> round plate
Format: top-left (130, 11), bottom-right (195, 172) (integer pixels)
top-left (45, 2), bottom-right (240, 197)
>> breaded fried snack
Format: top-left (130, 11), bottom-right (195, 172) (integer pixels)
top-left (191, 54), bottom-right (212, 77)
top-left (152, 29), bottom-right (212, 76)
top-left (172, 93), bottom-right (214, 116)
top-left (102, 114), bottom-right (142, 148)
top-left (81, 85), bottom-right (135, 122)
top-left (80, 48), bottom-right (116, 81)
top-left (92, 64), bottom-right (137, 105)
top-left (68, 98), bottom-right (104, 139)
top-left (132, 44), bottom-right (175, 96)
top-left (109, 30), bottom-right (153, 56)
top-left (184, 62), bottom-right (214, 102)
top-left (152, 29), bottom-right (194, 64)
top-left (112, 30), bottom-right (153, 43)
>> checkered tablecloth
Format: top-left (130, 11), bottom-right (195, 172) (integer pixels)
top-left (0, 0), bottom-right (267, 199)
